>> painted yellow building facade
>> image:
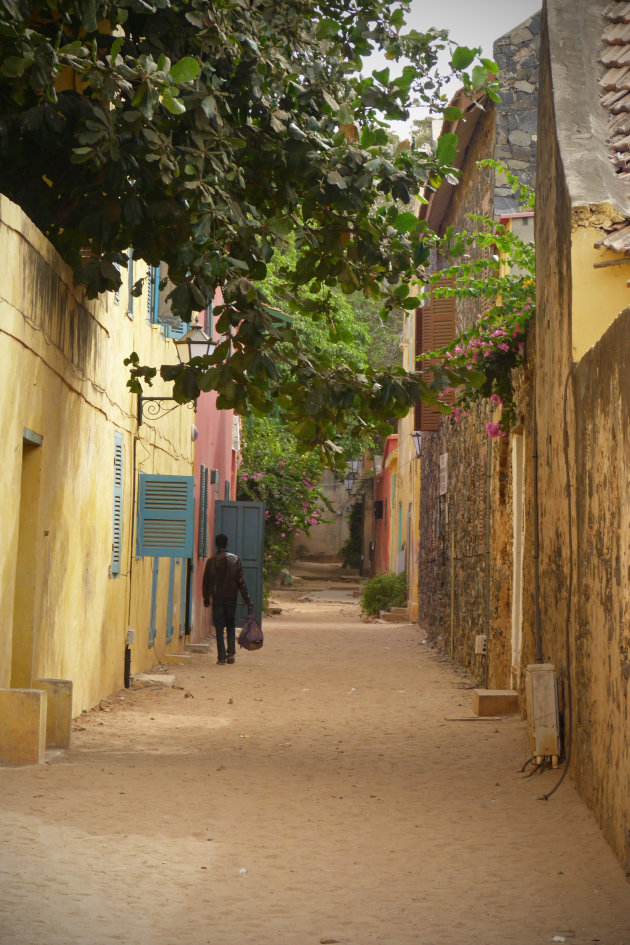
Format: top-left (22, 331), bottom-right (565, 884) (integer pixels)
top-left (1, 196), bottom-right (194, 755)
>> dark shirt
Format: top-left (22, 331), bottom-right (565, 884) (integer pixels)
top-left (202, 549), bottom-right (252, 608)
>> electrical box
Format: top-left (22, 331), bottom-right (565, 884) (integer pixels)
top-left (525, 663), bottom-right (560, 760)
top-left (126, 628), bottom-right (136, 645)
top-left (475, 634), bottom-right (487, 655)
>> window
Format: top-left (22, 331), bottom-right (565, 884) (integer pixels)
top-left (136, 474), bottom-right (195, 558)
top-left (111, 432), bottom-right (124, 576)
top-left (147, 264), bottom-right (160, 324)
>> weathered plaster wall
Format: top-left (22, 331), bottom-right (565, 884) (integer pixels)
top-left (573, 309), bottom-right (630, 869)
top-left (1, 196), bottom-right (194, 715)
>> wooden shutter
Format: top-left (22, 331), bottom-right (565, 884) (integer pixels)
top-left (416, 276), bottom-right (456, 432)
top-left (166, 557), bottom-right (176, 643)
top-left (198, 464), bottom-right (209, 558)
top-left (136, 474), bottom-right (195, 558)
top-left (111, 432), bottom-right (124, 576)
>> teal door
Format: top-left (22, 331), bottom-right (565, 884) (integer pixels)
top-left (214, 501), bottom-right (265, 627)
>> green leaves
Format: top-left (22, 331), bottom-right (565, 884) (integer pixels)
top-left (450, 45), bottom-right (478, 71)
top-left (169, 56), bottom-right (199, 84)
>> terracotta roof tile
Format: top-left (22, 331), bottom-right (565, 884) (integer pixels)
top-left (603, 21), bottom-right (630, 41)
top-left (601, 0), bottom-right (630, 193)
top-left (604, 0), bottom-right (630, 20)
top-left (600, 65), bottom-right (630, 88)
top-left (595, 222), bottom-right (630, 250)
top-left (600, 43), bottom-right (630, 64)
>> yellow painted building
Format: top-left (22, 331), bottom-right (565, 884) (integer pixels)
top-left (1, 196), bottom-right (194, 757)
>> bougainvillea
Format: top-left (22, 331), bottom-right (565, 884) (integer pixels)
top-left (418, 162), bottom-right (535, 436)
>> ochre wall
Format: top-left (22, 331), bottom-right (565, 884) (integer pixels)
top-left (1, 196), bottom-right (194, 715)
top-left (535, 15), bottom-right (630, 869)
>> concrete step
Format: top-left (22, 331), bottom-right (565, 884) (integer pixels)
top-left (472, 689), bottom-right (519, 716)
top-left (379, 610), bottom-right (408, 623)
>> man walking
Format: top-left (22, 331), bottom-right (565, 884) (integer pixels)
top-left (203, 533), bottom-right (253, 665)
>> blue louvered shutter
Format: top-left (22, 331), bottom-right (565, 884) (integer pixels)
top-left (137, 474), bottom-right (195, 558)
top-left (198, 464), bottom-right (209, 558)
top-left (111, 432), bottom-right (124, 575)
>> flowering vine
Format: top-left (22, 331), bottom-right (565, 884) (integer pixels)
top-left (418, 162), bottom-right (535, 436)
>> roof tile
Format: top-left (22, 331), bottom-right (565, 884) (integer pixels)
top-left (603, 0), bottom-right (630, 21)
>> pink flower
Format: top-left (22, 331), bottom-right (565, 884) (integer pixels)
top-left (498, 343), bottom-right (510, 352)
top-left (486, 422), bottom-right (506, 438)
top-left (490, 394), bottom-right (502, 405)
top-left (278, 460), bottom-right (286, 466)
top-left (281, 532), bottom-right (286, 538)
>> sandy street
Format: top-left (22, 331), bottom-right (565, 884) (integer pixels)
top-left (1, 572), bottom-right (629, 945)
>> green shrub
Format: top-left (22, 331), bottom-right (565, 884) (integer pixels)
top-left (360, 572), bottom-right (408, 616)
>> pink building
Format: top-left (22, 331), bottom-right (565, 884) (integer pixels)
top-left (373, 434), bottom-right (397, 575)
top-left (189, 294), bottom-right (240, 642)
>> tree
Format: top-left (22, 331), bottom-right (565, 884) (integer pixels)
top-left (236, 416), bottom-right (333, 593)
top-left (0, 0), bottom-right (499, 461)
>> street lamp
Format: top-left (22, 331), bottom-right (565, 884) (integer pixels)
top-left (173, 318), bottom-right (215, 363)
top-left (138, 317), bottom-right (215, 426)
top-left (411, 431), bottom-right (422, 458)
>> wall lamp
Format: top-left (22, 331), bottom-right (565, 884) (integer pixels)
top-left (137, 319), bottom-right (215, 426)
top-left (411, 431), bottom-right (422, 458)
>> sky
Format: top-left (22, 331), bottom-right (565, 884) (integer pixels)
top-left (368, 0), bottom-right (541, 133)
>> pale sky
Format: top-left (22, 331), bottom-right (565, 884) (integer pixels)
top-left (368, 0), bottom-right (542, 132)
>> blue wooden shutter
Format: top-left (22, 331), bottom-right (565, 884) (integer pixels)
top-left (224, 480), bottom-right (230, 500)
top-left (136, 474), bottom-right (195, 558)
top-left (166, 557), bottom-right (176, 643)
top-left (179, 559), bottom-right (187, 637)
top-left (198, 464), bottom-right (209, 558)
top-left (149, 557), bottom-right (159, 647)
top-left (111, 432), bottom-right (124, 576)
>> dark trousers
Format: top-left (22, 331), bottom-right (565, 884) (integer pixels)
top-left (212, 599), bottom-right (237, 661)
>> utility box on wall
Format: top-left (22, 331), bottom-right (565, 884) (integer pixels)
top-left (525, 663), bottom-right (560, 762)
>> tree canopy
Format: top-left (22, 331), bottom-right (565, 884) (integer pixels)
top-left (0, 0), bottom-right (500, 461)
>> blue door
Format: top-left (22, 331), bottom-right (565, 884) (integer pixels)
top-left (214, 501), bottom-right (265, 627)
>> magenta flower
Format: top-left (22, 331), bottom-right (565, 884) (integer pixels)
top-left (490, 393), bottom-right (502, 405)
top-left (486, 422), bottom-right (506, 438)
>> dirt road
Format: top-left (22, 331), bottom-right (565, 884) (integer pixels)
top-left (1, 581), bottom-right (629, 945)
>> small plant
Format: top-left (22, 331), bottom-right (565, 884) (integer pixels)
top-left (360, 572), bottom-right (408, 616)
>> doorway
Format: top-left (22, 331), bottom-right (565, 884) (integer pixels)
top-left (11, 431), bottom-right (43, 688)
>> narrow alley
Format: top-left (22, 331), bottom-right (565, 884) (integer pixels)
top-left (1, 568), bottom-right (629, 945)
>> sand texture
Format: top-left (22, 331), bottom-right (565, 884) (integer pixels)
top-left (1, 581), bottom-right (629, 945)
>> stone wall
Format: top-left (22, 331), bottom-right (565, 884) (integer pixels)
top-left (493, 11), bottom-right (541, 213)
top-left (417, 15), bottom-right (539, 689)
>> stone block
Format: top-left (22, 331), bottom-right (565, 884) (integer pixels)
top-left (0, 688), bottom-right (47, 764)
top-left (185, 642), bottom-right (210, 654)
top-left (472, 689), bottom-right (519, 717)
top-left (32, 679), bottom-right (73, 749)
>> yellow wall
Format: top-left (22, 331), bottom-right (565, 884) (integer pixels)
top-left (571, 221), bottom-right (630, 360)
top-left (0, 196), bottom-right (194, 715)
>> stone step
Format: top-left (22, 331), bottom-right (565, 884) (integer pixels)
top-left (131, 674), bottom-right (175, 688)
top-left (169, 653), bottom-right (193, 665)
top-left (185, 642), bottom-right (210, 654)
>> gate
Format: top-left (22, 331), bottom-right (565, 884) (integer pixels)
top-left (214, 501), bottom-right (265, 626)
